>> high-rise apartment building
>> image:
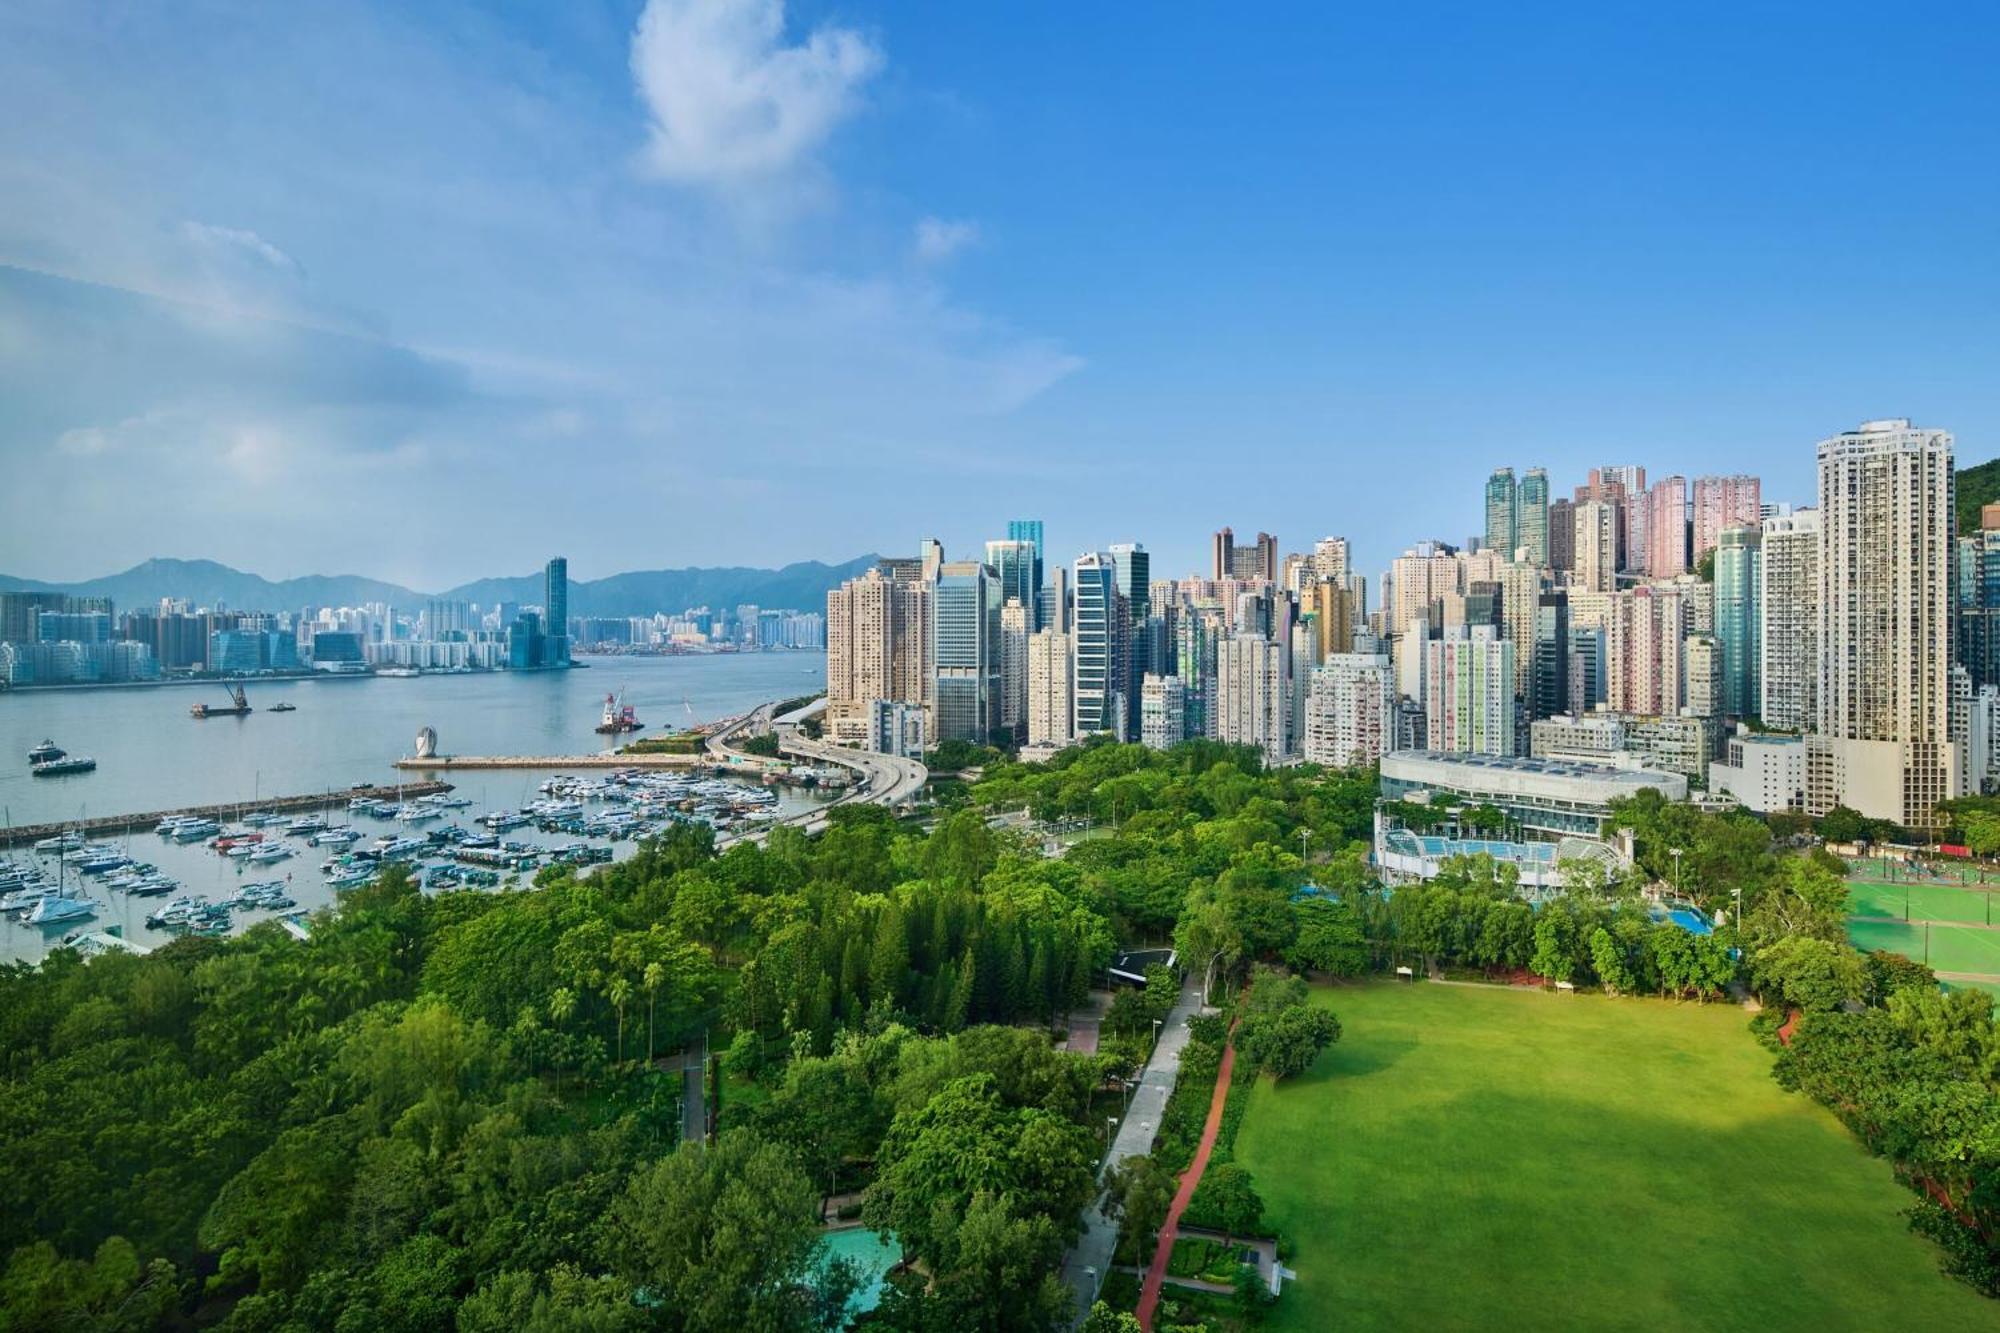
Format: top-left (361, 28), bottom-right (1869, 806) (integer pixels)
top-left (1518, 468), bottom-right (1550, 567)
top-left (1810, 419), bottom-right (1959, 825)
top-left (1213, 527), bottom-right (1278, 583)
top-left (1026, 628), bottom-right (1073, 751)
top-left (1712, 526), bottom-right (1762, 719)
top-left (1139, 673), bottom-right (1187, 750)
top-left (1573, 501), bottom-right (1617, 593)
top-left (1304, 653), bottom-right (1396, 767)
top-left (1692, 475), bottom-right (1762, 562)
top-left (1647, 476), bottom-right (1688, 577)
top-left (1215, 633), bottom-right (1287, 764)
top-left (1312, 536), bottom-right (1351, 583)
top-left (1760, 509), bottom-right (1821, 732)
top-left (1485, 467), bottom-right (1519, 560)
top-left (1604, 582), bottom-right (1692, 716)
top-left (997, 598), bottom-right (1029, 740)
top-left (1498, 561), bottom-right (1544, 703)
top-left (1424, 627), bottom-right (1516, 756)
top-left (1548, 497), bottom-right (1575, 572)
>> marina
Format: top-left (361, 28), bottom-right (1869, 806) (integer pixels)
top-left (0, 765), bottom-right (837, 964)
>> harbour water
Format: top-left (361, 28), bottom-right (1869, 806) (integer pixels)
top-left (0, 653), bottom-right (828, 963)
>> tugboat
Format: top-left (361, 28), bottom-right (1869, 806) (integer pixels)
top-left (268, 701), bottom-right (297, 713)
top-left (594, 692), bottom-right (645, 734)
top-left (31, 755), bottom-right (96, 777)
top-left (27, 739), bottom-right (64, 764)
top-left (192, 684), bottom-right (251, 719)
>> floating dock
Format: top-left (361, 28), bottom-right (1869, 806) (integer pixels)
top-left (0, 781), bottom-right (453, 849)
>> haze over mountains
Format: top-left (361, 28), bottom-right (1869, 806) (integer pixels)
top-left (0, 556), bottom-right (881, 619)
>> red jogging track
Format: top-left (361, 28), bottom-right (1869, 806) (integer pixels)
top-left (1136, 1027), bottom-right (1238, 1331)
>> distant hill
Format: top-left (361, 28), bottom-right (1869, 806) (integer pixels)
top-left (0, 554), bottom-right (881, 615)
top-left (1960, 457), bottom-right (2000, 535)
top-left (0, 558), bottom-right (425, 610)
top-left (439, 556), bottom-right (882, 617)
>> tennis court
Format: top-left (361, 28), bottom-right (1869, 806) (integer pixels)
top-left (1847, 918), bottom-right (2000, 976)
top-left (1846, 879), bottom-right (2000, 925)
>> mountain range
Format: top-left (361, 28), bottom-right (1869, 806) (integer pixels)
top-left (0, 555), bottom-right (882, 618)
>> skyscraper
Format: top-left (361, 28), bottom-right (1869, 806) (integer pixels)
top-left (1760, 509), bottom-right (1821, 732)
top-left (1810, 419), bottom-right (1959, 825)
top-left (931, 561), bottom-right (997, 744)
top-left (1712, 526), bottom-right (1762, 719)
top-left (543, 557), bottom-right (569, 666)
top-left (985, 539), bottom-right (1040, 633)
top-left (1959, 511), bottom-right (2000, 695)
top-left (1484, 467), bottom-right (1519, 560)
top-left (1108, 542), bottom-right (1151, 735)
top-left (1006, 520), bottom-right (1046, 627)
top-left (1692, 475), bottom-right (1762, 563)
top-left (1072, 553), bottom-right (1120, 737)
top-left (1518, 468), bottom-right (1550, 567)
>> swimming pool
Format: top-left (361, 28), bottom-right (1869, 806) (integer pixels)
top-left (820, 1228), bottom-right (903, 1315)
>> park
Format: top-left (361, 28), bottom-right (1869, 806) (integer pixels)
top-left (1232, 980), bottom-right (1995, 1332)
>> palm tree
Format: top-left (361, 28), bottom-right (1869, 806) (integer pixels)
top-left (549, 987), bottom-right (576, 1089)
top-left (643, 962), bottom-right (666, 1062)
top-left (608, 975), bottom-right (633, 1064)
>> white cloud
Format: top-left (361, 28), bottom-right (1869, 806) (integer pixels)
top-left (181, 221), bottom-right (300, 274)
top-left (913, 215), bottom-right (979, 264)
top-left (630, 0), bottom-right (882, 185)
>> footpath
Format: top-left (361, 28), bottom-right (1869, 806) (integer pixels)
top-left (1135, 1018), bottom-right (1238, 1331)
top-left (1059, 979), bottom-right (1206, 1327)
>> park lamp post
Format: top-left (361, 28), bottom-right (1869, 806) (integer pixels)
top-left (1299, 826), bottom-right (1310, 866)
top-left (1105, 1115), bottom-right (1119, 1154)
top-left (1668, 846), bottom-right (1683, 896)
top-left (1151, 1017), bottom-right (1163, 1059)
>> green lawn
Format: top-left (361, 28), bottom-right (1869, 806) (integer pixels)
top-left (1234, 981), bottom-right (1993, 1332)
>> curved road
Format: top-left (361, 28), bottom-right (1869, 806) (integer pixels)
top-left (705, 698), bottom-right (927, 842)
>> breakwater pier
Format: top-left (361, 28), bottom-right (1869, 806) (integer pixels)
top-left (1, 782), bottom-right (453, 849)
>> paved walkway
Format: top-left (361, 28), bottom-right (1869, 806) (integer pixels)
top-left (1137, 1019), bottom-right (1238, 1332)
top-left (1058, 980), bottom-right (1206, 1328)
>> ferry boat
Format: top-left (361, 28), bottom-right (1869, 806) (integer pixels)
top-left (31, 755), bottom-right (96, 777)
top-left (27, 739), bottom-right (64, 764)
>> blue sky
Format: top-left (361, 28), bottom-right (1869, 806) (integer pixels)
top-left (2, 1), bottom-right (1996, 591)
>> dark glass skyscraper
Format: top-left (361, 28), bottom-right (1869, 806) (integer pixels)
top-left (1007, 519), bottom-right (1045, 628)
top-left (544, 557), bottom-right (569, 666)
